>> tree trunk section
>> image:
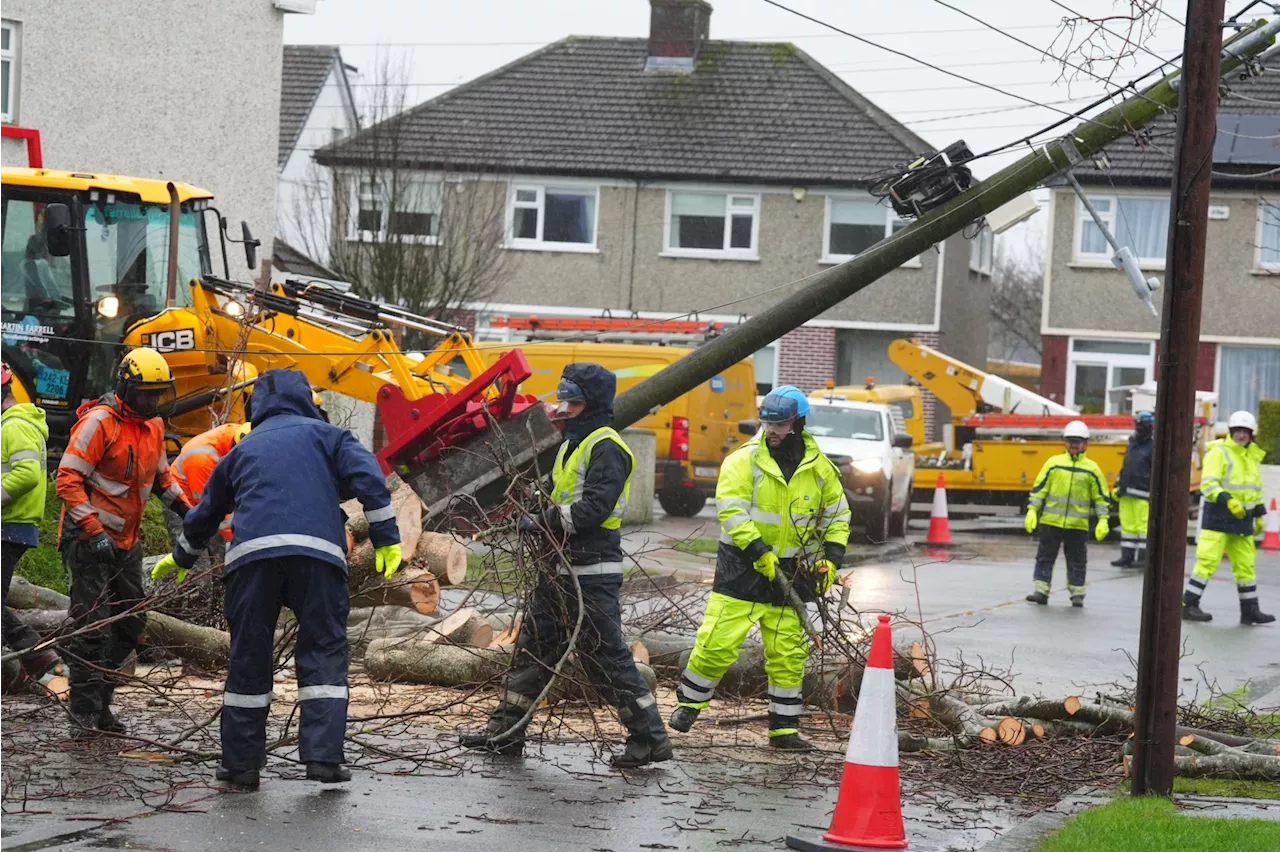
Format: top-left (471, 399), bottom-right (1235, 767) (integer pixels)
top-left (364, 637), bottom-right (509, 687)
top-left (416, 533), bottom-right (467, 587)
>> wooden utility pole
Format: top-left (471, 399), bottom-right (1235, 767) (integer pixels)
top-left (1130, 0), bottom-right (1227, 798)
top-left (612, 18), bottom-right (1279, 431)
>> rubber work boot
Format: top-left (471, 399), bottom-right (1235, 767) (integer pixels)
top-left (1110, 555), bottom-right (1134, 567)
top-left (306, 762), bottom-right (352, 783)
top-left (1182, 591), bottom-right (1213, 622)
top-left (96, 707), bottom-right (127, 735)
top-left (215, 766), bottom-right (261, 791)
top-left (458, 717), bottom-right (526, 756)
top-left (68, 711), bottom-right (102, 742)
top-left (611, 703), bottom-right (673, 769)
top-left (669, 706), bottom-right (699, 733)
top-left (769, 733), bottom-right (815, 752)
top-left (1026, 591), bottom-right (1049, 605)
top-left (1070, 595), bottom-right (1085, 608)
top-left (1240, 600), bottom-right (1277, 626)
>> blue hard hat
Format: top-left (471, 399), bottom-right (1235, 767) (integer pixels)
top-left (759, 385), bottom-right (810, 422)
top-left (1135, 410), bottom-right (1154, 425)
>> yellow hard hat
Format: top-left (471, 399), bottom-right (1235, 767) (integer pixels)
top-left (312, 389), bottom-right (324, 408)
top-left (234, 422), bottom-right (252, 444)
top-left (118, 347), bottom-right (173, 388)
top-left (229, 360), bottom-right (258, 385)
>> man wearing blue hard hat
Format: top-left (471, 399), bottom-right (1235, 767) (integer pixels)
top-left (1112, 411), bottom-right (1155, 568)
top-left (670, 385), bottom-right (850, 751)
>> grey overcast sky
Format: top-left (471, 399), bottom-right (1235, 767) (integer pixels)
top-left (285, 0), bottom-right (1202, 250)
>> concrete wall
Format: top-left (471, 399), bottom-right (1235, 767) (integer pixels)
top-left (621, 427), bottom-right (656, 526)
top-left (278, 63), bottom-right (357, 265)
top-left (1, 1), bottom-right (286, 258)
top-left (1045, 187), bottom-right (1280, 340)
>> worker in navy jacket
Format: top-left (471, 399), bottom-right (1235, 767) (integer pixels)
top-left (154, 368), bottom-right (400, 789)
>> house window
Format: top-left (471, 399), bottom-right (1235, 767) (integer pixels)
top-left (1075, 194), bottom-right (1169, 265)
top-left (2, 20), bottom-right (18, 123)
top-left (1256, 199), bottom-right (1280, 269)
top-left (969, 226), bottom-right (994, 275)
top-left (752, 344), bottom-right (778, 396)
top-left (1066, 337), bottom-right (1153, 414)
top-left (822, 195), bottom-right (921, 267)
top-left (507, 184), bottom-right (597, 249)
top-left (351, 174), bottom-right (441, 242)
top-left (666, 191), bottom-right (759, 257)
top-left (1218, 345), bottom-right (1280, 419)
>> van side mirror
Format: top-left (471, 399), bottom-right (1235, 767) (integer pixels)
top-left (44, 203), bottom-right (73, 257)
top-left (241, 221), bottom-right (260, 271)
top-left (893, 432), bottom-right (914, 449)
top-left (738, 419), bottom-right (758, 436)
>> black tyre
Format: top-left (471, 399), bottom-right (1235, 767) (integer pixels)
top-left (888, 504), bottom-right (908, 538)
top-left (658, 489), bottom-right (707, 518)
top-left (864, 496), bottom-right (891, 544)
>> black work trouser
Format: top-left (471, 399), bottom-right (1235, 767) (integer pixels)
top-left (1032, 525), bottom-right (1089, 597)
top-left (63, 537), bottom-right (146, 718)
top-left (3, 543), bottom-right (47, 668)
top-left (490, 572), bottom-right (662, 742)
top-left (222, 557), bottom-right (350, 771)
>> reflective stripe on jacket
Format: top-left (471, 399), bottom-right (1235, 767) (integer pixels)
top-left (169, 423), bottom-right (240, 541)
top-left (56, 394), bottom-right (187, 550)
top-left (1200, 438), bottom-right (1265, 535)
top-left (713, 431), bottom-right (851, 606)
top-left (551, 426), bottom-right (634, 532)
top-left (1027, 451), bottom-right (1110, 531)
top-left (1, 403), bottom-right (49, 528)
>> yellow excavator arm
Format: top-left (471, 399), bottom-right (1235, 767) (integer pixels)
top-left (887, 338), bottom-right (1074, 418)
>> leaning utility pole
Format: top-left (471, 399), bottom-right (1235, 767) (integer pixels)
top-left (612, 18), bottom-right (1280, 430)
top-left (1130, 0), bottom-right (1227, 798)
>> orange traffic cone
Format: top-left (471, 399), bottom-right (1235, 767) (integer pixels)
top-left (925, 473), bottom-right (951, 545)
top-left (1262, 498), bottom-right (1280, 552)
top-left (786, 615), bottom-right (908, 852)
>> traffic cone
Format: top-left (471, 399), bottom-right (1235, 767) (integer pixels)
top-left (787, 614), bottom-right (907, 851)
top-left (925, 473), bottom-right (951, 545)
top-left (1262, 498), bottom-right (1280, 552)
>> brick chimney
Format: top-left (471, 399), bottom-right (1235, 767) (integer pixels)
top-left (646, 0), bottom-right (712, 70)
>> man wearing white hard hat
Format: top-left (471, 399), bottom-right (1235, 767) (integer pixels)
top-left (1183, 410), bottom-right (1273, 625)
top-left (1024, 420), bottom-right (1112, 608)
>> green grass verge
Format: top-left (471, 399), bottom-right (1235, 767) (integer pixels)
top-left (14, 477), bottom-right (173, 595)
top-left (672, 536), bottom-right (719, 555)
top-left (1118, 778), bottom-right (1280, 801)
top-left (465, 550), bottom-right (520, 592)
top-left (1036, 796), bottom-right (1280, 852)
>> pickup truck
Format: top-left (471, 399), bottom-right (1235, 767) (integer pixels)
top-left (806, 398), bottom-right (916, 542)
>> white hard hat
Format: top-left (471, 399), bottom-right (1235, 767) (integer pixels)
top-left (1063, 420), bottom-right (1091, 440)
top-left (1227, 410), bottom-right (1258, 433)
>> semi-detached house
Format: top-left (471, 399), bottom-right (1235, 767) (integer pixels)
top-left (1040, 53), bottom-right (1280, 418)
top-left (316, 0), bottom-right (994, 435)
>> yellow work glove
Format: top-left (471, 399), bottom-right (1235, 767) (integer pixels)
top-left (1024, 508), bottom-right (1038, 534)
top-left (1256, 517), bottom-right (1266, 536)
top-left (753, 550), bottom-right (778, 582)
top-left (150, 554), bottom-right (189, 584)
top-left (376, 544), bottom-right (403, 579)
top-left (1226, 497), bottom-right (1247, 520)
top-left (815, 559), bottom-right (838, 593)
top-left (1095, 517), bottom-right (1110, 542)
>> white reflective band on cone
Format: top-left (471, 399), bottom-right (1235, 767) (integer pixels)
top-left (843, 667), bottom-right (898, 767)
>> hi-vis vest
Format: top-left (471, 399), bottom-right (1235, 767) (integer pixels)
top-left (551, 427), bottom-right (634, 531)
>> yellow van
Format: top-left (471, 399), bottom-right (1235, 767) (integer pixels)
top-left (476, 342), bottom-right (757, 516)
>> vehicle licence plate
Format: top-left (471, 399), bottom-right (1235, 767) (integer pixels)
top-left (694, 466), bottom-right (719, 478)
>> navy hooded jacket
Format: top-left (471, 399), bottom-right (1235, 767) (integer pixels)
top-left (175, 368), bottom-right (399, 573)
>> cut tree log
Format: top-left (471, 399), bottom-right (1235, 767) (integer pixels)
top-left (348, 539), bottom-right (441, 614)
top-left (7, 576), bottom-right (69, 610)
top-left (996, 717), bottom-right (1026, 746)
top-left (427, 608), bottom-right (493, 648)
top-left (16, 608), bottom-right (70, 634)
top-left (364, 637), bottom-right (509, 687)
top-left (631, 641), bottom-right (650, 666)
top-left (548, 658), bottom-right (658, 705)
top-left (344, 487), bottom-right (423, 547)
top-left (145, 612), bottom-right (230, 669)
top-left (347, 607), bottom-right (446, 654)
top-left (489, 614), bottom-right (524, 648)
top-left (622, 630), bottom-right (699, 671)
top-left (416, 533), bottom-right (467, 587)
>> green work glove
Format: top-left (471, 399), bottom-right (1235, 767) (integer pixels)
top-left (1024, 508), bottom-right (1038, 534)
top-left (815, 559), bottom-right (838, 593)
top-left (376, 544), bottom-right (403, 579)
top-left (1095, 517), bottom-right (1110, 542)
top-left (150, 554), bottom-right (189, 584)
top-left (753, 550), bottom-right (778, 582)
top-left (1226, 497), bottom-right (1247, 520)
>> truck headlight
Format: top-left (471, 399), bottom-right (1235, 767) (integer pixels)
top-left (852, 457), bottom-right (883, 474)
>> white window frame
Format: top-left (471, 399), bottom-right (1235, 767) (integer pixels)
top-left (969, 225), bottom-right (994, 275)
top-left (1254, 197), bottom-right (1280, 271)
top-left (1073, 192), bottom-right (1168, 268)
top-left (662, 190), bottom-right (760, 260)
top-left (820, 194), bottom-right (921, 268)
top-left (504, 183), bottom-right (600, 253)
top-left (1, 20), bottom-right (18, 124)
top-left (347, 173), bottom-right (442, 245)
top-left (1065, 337), bottom-right (1154, 415)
